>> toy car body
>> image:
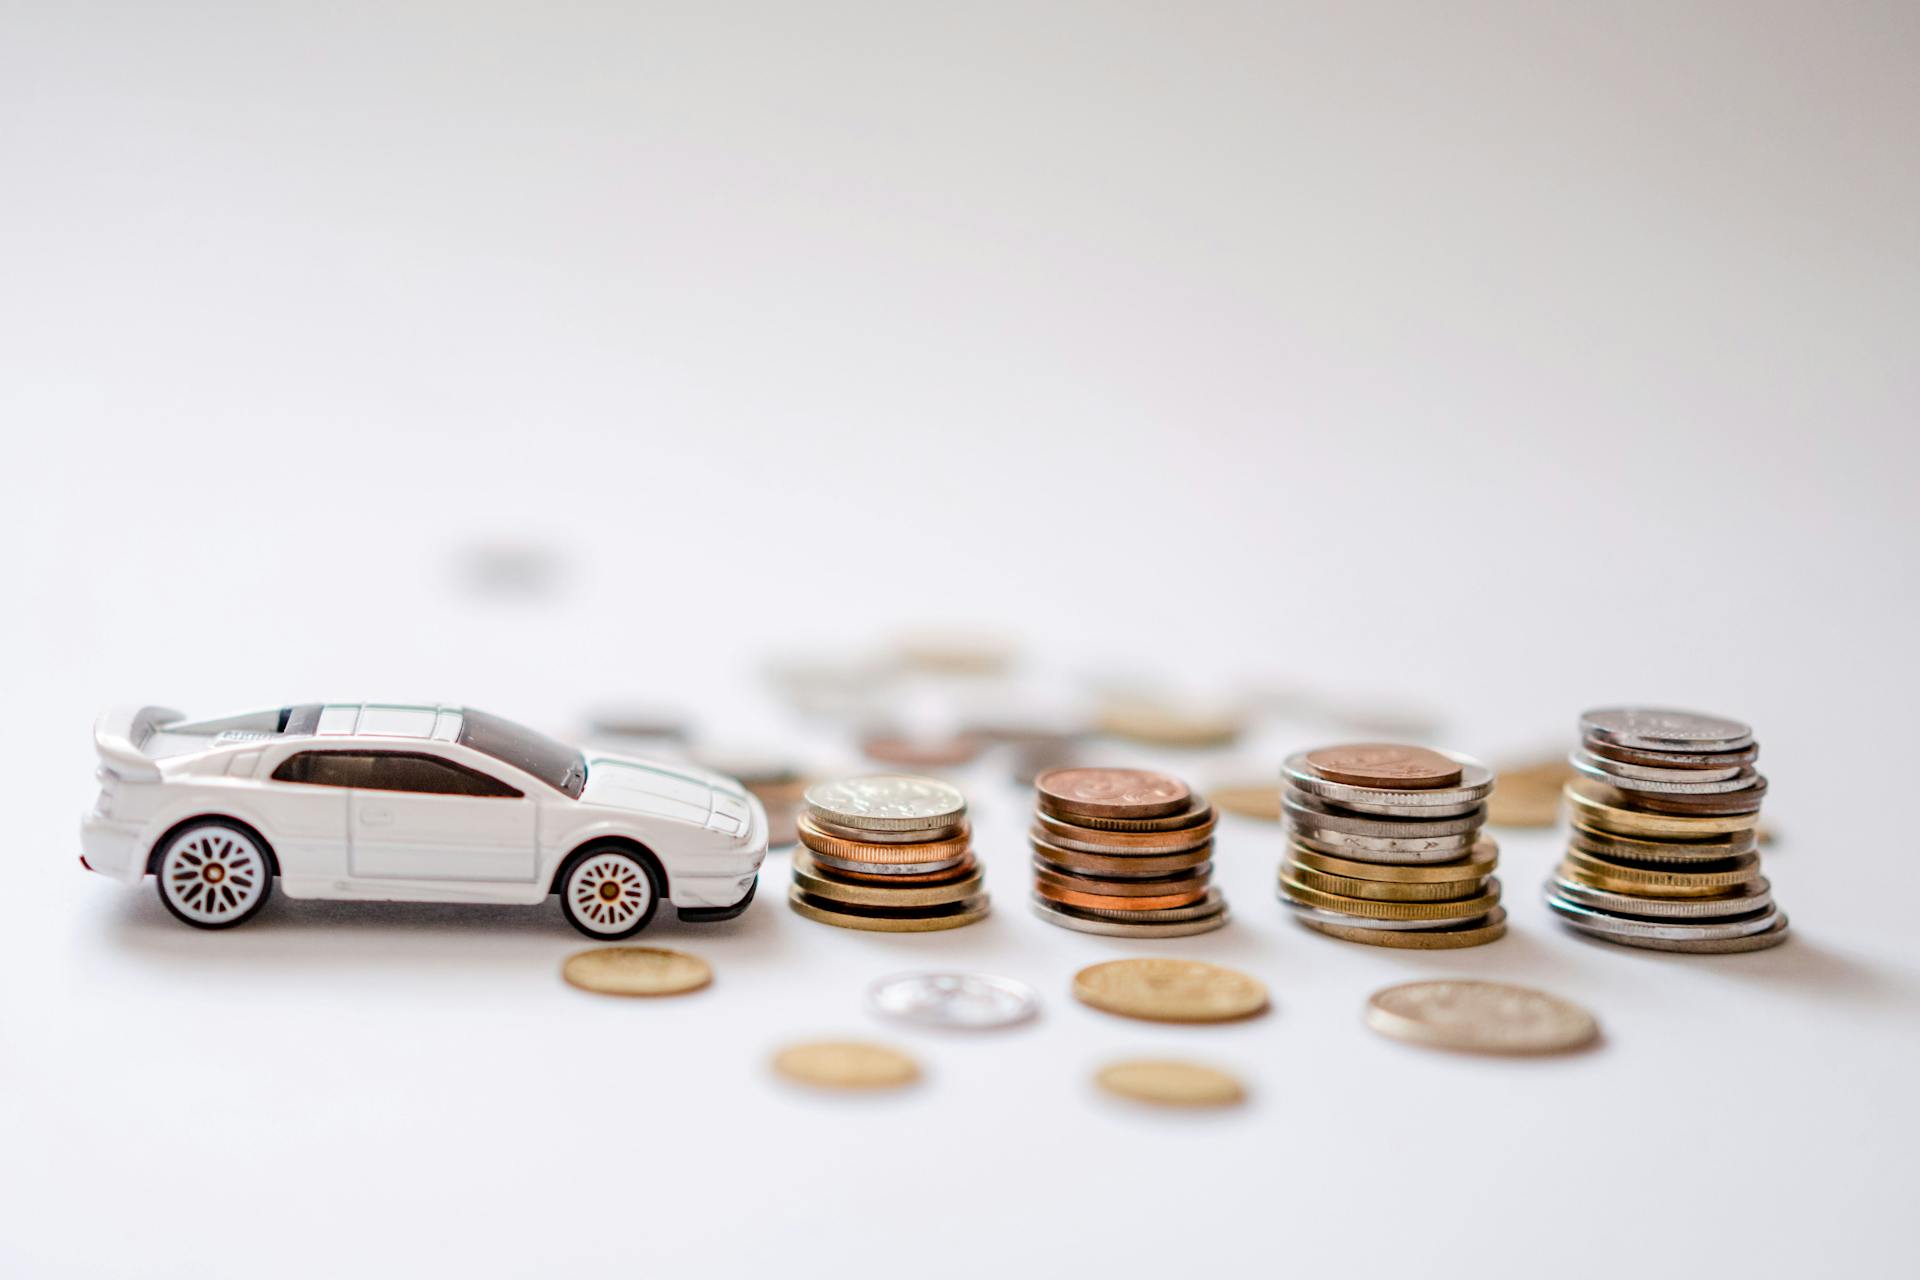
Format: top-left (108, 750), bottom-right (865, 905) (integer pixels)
top-left (80, 703), bottom-right (766, 937)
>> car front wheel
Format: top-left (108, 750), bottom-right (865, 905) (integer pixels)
top-left (154, 820), bottom-right (274, 929)
top-left (559, 845), bottom-right (662, 939)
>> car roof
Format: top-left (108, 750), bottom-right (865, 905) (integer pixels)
top-left (308, 703), bottom-right (465, 743)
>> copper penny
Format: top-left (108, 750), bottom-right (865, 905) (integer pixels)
top-left (1032, 861), bottom-right (1209, 898)
top-left (1036, 767), bottom-right (1190, 820)
top-left (1028, 832), bottom-right (1213, 878)
top-left (796, 814), bottom-right (973, 864)
top-left (1305, 744), bottom-right (1462, 790)
top-left (1584, 738), bottom-right (1759, 771)
top-left (859, 732), bottom-right (985, 769)
top-left (1035, 880), bottom-right (1211, 912)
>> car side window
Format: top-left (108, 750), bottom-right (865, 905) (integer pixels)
top-left (271, 751), bottom-right (522, 797)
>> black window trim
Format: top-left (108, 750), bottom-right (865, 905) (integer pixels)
top-left (269, 749), bottom-right (525, 799)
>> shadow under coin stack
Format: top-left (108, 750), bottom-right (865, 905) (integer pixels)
top-left (789, 775), bottom-right (990, 932)
top-left (1547, 707), bottom-right (1786, 953)
top-left (1028, 768), bottom-right (1226, 937)
top-left (1279, 745), bottom-right (1506, 948)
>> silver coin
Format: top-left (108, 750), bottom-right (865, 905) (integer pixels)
top-left (1569, 755), bottom-right (1762, 796)
top-left (802, 848), bottom-right (971, 877)
top-left (804, 814), bottom-right (966, 845)
top-left (1283, 751), bottom-right (1493, 816)
top-left (1549, 876), bottom-right (1773, 920)
top-left (1048, 886), bottom-right (1227, 924)
top-left (1276, 895), bottom-right (1489, 931)
top-left (1569, 747), bottom-right (1747, 786)
top-left (1543, 892), bottom-right (1782, 941)
top-left (1562, 912), bottom-right (1790, 954)
top-left (1283, 791), bottom-right (1487, 840)
top-left (1029, 894), bottom-right (1229, 938)
top-left (804, 775), bottom-right (966, 832)
top-left (867, 972), bottom-right (1039, 1030)
top-left (1579, 707), bottom-right (1753, 753)
top-left (1288, 825), bottom-right (1480, 862)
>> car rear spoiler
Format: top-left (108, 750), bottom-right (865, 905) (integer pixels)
top-left (93, 705), bottom-right (183, 780)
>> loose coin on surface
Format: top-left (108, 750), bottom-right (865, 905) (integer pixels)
top-left (1210, 783), bottom-right (1282, 822)
top-left (1072, 957), bottom-right (1267, 1023)
top-left (772, 1041), bottom-right (920, 1090)
top-left (867, 972), bottom-right (1039, 1030)
top-left (1486, 757), bottom-right (1573, 828)
top-left (562, 946), bottom-right (713, 997)
top-left (1305, 743), bottom-right (1462, 790)
top-left (1096, 697), bottom-right (1244, 748)
top-left (1037, 767), bottom-right (1191, 820)
top-left (859, 732), bottom-right (985, 769)
top-left (1096, 1060), bottom-right (1246, 1108)
top-left (804, 775), bottom-right (966, 832)
top-left (1365, 980), bottom-right (1598, 1055)
top-left (1580, 707), bottom-right (1754, 752)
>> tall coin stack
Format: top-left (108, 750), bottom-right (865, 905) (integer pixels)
top-left (1546, 707), bottom-right (1786, 952)
top-left (1278, 745), bottom-right (1507, 948)
top-left (789, 775), bottom-right (990, 932)
top-left (1029, 768), bottom-right (1226, 938)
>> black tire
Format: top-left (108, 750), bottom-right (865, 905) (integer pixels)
top-left (152, 818), bottom-right (275, 930)
top-left (557, 843), bottom-right (663, 939)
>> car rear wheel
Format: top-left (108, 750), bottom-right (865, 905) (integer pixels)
top-left (559, 846), bottom-right (661, 939)
top-left (155, 820), bottom-right (274, 929)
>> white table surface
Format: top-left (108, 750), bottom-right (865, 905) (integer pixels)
top-left (4, 4), bottom-right (1917, 1277)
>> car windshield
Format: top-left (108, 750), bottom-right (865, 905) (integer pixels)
top-left (456, 708), bottom-right (587, 798)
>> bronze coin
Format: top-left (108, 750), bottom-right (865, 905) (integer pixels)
top-left (1032, 809), bottom-right (1215, 853)
top-left (1032, 860), bottom-right (1209, 898)
top-left (791, 848), bottom-right (977, 887)
top-left (1028, 833), bottom-right (1213, 879)
top-left (1035, 880), bottom-right (1210, 912)
top-left (1036, 767), bottom-right (1191, 820)
top-left (796, 814), bottom-right (973, 863)
top-left (1305, 744), bottom-right (1462, 790)
top-left (1601, 776), bottom-right (1768, 817)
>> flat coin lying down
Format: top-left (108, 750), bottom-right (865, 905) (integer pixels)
top-left (1096, 1060), bottom-right (1246, 1108)
top-left (1072, 957), bottom-right (1267, 1024)
top-left (773, 1041), bottom-right (921, 1090)
top-left (867, 972), bottom-right (1039, 1030)
top-left (562, 946), bottom-right (713, 997)
top-left (1366, 979), bottom-right (1598, 1055)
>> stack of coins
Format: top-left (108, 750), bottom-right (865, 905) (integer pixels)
top-left (1278, 744), bottom-right (1507, 948)
top-left (1028, 768), bottom-right (1226, 937)
top-left (1546, 708), bottom-right (1786, 952)
top-left (789, 775), bottom-right (990, 932)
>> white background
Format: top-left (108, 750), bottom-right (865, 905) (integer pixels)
top-left (3, 3), bottom-right (1918, 1277)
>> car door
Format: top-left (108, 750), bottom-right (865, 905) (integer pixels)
top-left (346, 750), bottom-right (539, 882)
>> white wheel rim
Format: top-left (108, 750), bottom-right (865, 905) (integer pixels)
top-left (569, 852), bottom-right (652, 934)
top-left (161, 827), bottom-right (268, 925)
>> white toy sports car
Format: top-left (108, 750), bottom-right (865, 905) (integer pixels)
top-left (80, 703), bottom-right (767, 937)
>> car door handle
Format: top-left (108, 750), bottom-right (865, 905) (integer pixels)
top-left (360, 806), bottom-right (394, 827)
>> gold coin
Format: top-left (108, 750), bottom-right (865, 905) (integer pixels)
top-left (1287, 837), bottom-right (1499, 884)
top-left (1279, 875), bottom-right (1502, 921)
top-left (1284, 859), bottom-right (1488, 903)
top-left (1486, 757), bottom-right (1573, 828)
top-left (1296, 907), bottom-right (1508, 949)
top-left (787, 887), bottom-right (991, 932)
top-left (790, 850), bottom-right (983, 908)
top-left (1071, 957), bottom-right (1267, 1023)
top-left (1210, 783), bottom-right (1282, 822)
top-left (1570, 822), bottom-right (1754, 864)
top-left (1365, 980), bottom-right (1598, 1055)
top-left (1559, 851), bottom-right (1760, 898)
top-left (772, 1041), bottom-right (920, 1090)
top-left (1096, 1060), bottom-right (1246, 1108)
top-left (1096, 696), bottom-right (1244, 748)
top-left (562, 946), bottom-right (713, 997)
top-left (797, 814), bottom-right (973, 862)
top-left (1565, 779), bottom-right (1759, 838)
